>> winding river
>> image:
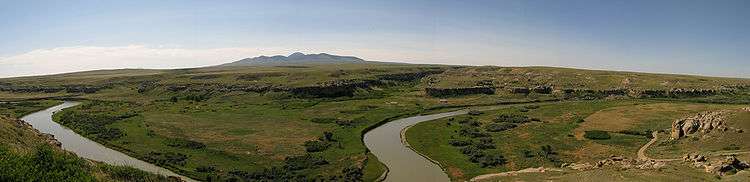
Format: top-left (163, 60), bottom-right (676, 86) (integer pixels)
top-left (22, 101), bottom-right (196, 182)
top-left (24, 101), bottom-right (530, 182)
top-left (364, 104), bottom-right (519, 182)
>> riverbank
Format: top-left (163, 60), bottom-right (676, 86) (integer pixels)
top-left (20, 102), bottom-right (196, 182)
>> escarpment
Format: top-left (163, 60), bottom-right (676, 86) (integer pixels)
top-left (157, 70), bottom-right (447, 98)
top-left (425, 87), bottom-right (496, 97)
top-left (0, 84), bottom-right (104, 94)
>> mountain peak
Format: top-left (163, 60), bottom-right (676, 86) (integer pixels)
top-left (221, 52), bottom-right (366, 66)
top-left (289, 52), bottom-right (306, 58)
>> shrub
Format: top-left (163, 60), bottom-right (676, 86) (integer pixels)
top-left (480, 154), bottom-right (507, 167)
top-left (485, 123), bottom-right (517, 132)
top-left (303, 141), bottom-right (330, 152)
top-left (459, 127), bottom-right (490, 138)
top-left (284, 154), bottom-right (328, 171)
top-left (522, 150), bottom-right (534, 158)
top-left (196, 165), bottom-right (216, 173)
top-left (448, 139), bottom-right (472, 147)
top-left (467, 150), bottom-right (486, 163)
top-left (165, 138), bottom-right (206, 149)
top-left (321, 132), bottom-right (335, 142)
top-left (184, 93), bottom-right (211, 102)
top-left (539, 145), bottom-right (557, 161)
top-left (55, 101), bottom-right (138, 141)
top-left (723, 144), bottom-right (740, 151)
top-left (523, 105), bottom-right (540, 110)
top-left (583, 130), bottom-right (611, 140)
top-left (464, 120), bottom-right (481, 127)
top-left (0, 145), bottom-right (96, 181)
top-left (475, 138), bottom-right (495, 149)
top-left (495, 114), bottom-right (530, 123)
top-left (616, 130), bottom-right (652, 138)
top-left (145, 152), bottom-right (188, 166)
top-left (310, 118), bottom-right (336, 124)
top-left (460, 146), bottom-right (481, 155)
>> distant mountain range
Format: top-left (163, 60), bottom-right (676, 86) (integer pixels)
top-left (221, 52), bottom-right (366, 66)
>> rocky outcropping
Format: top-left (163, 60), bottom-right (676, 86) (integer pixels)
top-left (684, 153), bottom-right (750, 175)
top-left (0, 84), bottom-right (103, 94)
top-left (510, 87), bottom-right (530, 94)
top-left (531, 86), bottom-right (553, 94)
top-left (670, 111), bottom-right (728, 139)
top-left (291, 79), bottom-right (379, 98)
top-left (563, 155), bottom-right (665, 171)
top-left (425, 86), bottom-right (495, 97)
top-left (375, 70), bottom-right (444, 82)
top-left (561, 88), bottom-right (629, 99)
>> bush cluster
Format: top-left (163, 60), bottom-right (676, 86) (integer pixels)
top-left (55, 101), bottom-right (139, 140)
top-left (144, 152), bottom-right (188, 166)
top-left (494, 114), bottom-right (530, 123)
top-left (165, 138), bottom-right (206, 149)
top-left (485, 123), bottom-right (517, 132)
top-left (583, 130), bottom-right (611, 140)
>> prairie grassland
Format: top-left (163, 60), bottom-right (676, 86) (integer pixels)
top-left (2, 63), bottom-right (750, 181)
top-left (407, 100), bottom-right (749, 181)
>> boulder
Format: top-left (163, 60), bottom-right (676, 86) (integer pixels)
top-left (532, 86), bottom-right (553, 94)
top-left (705, 156), bottom-right (750, 175)
top-left (566, 156), bottom-right (664, 171)
top-left (684, 153), bottom-right (750, 175)
top-left (670, 111), bottom-right (728, 139)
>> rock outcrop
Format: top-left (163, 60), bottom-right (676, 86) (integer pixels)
top-left (0, 84), bottom-right (103, 94)
top-left (425, 86), bottom-right (496, 97)
top-left (564, 156), bottom-right (665, 171)
top-left (684, 153), bottom-right (750, 175)
top-left (670, 111), bottom-right (729, 139)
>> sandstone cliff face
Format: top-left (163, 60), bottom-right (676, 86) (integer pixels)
top-left (670, 111), bottom-right (728, 139)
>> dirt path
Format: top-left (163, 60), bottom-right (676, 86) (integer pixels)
top-left (636, 131), bottom-right (749, 162)
top-left (637, 131), bottom-right (681, 162)
top-left (637, 131), bottom-right (659, 161)
top-left (469, 167), bottom-right (563, 182)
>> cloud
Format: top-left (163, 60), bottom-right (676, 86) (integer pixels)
top-left (0, 45), bottom-right (294, 78)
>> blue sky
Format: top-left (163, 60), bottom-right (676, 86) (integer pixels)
top-left (1, 0), bottom-right (748, 78)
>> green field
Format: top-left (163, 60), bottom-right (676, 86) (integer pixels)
top-left (1, 63), bottom-right (750, 181)
top-left (407, 100), bottom-right (750, 181)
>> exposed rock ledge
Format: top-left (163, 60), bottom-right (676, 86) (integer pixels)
top-left (563, 155), bottom-right (666, 171)
top-left (684, 153), bottom-right (750, 175)
top-left (670, 111), bottom-right (730, 139)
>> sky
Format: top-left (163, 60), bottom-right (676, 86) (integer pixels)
top-left (1, 0), bottom-right (748, 78)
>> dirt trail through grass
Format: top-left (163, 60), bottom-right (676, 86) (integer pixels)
top-left (637, 131), bottom-right (679, 162)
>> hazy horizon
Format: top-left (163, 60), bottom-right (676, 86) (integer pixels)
top-left (2, 0), bottom-right (749, 78)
